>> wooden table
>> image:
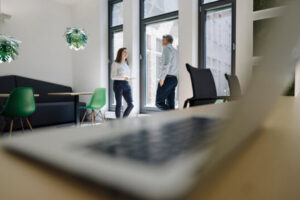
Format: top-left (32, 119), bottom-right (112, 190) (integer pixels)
top-left (0, 94), bottom-right (40, 98)
top-left (0, 97), bottom-right (300, 200)
top-left (48, 92), bottom-right (93, 125)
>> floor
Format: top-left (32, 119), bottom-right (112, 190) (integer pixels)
top-left (1, 111), bottom-right (151, 137)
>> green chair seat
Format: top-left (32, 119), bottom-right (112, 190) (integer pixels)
top-left (80, 88), bottom-right (106, 124)
top-left (82, 88), bottom-right (106, 110)
top-left (1, 87), bottom-right (36, 118)
top-left (0, 87), bottom-right (36, 135)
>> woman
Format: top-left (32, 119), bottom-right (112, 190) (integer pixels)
top-left (111, 48), bottom-right (134, 118)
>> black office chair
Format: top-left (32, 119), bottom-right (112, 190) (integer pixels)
top-left (225, 73), bottom-right (242, 101)
top-left (184, 64), bottom-right (222, 108)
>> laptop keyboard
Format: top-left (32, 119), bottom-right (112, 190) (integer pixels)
top-left (86, 117), bottom-right (220, 165)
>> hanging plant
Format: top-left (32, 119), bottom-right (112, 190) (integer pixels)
top-left (64, 28), bottom-right (88, 51)
top-left (0, 35), bottom-right (21, 63)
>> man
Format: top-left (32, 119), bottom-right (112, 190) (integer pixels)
top-left (156, 35), bottom-right (178, 111)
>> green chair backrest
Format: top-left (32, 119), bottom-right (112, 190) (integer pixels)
top-left (87, 88), bottom-right (106, 110)
top-left (1, 87), bottom-right (36, 118)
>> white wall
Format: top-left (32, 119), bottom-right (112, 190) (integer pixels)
top-left (0, 0), bottom-right (73, 86)
top-left (71, 0), bottom-right (108, 107)
top-left (123, 0), bottom-right (140, 114)
top-left (236, 0), bottom-right (253, 92)
top-left (178, 0), bottom-right (199, 108)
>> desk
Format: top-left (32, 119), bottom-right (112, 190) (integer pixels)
top-left (0, 94), bottom-right (40, 98)
top-left (48, 92), bottom-right (93, 125)
top-left (0, 97), bottom-right (299, 200)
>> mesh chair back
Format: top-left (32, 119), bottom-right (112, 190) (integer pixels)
top-left (186, 64), bottom-right (217, 99)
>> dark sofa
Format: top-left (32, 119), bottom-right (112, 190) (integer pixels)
top-left (0, 75), bottom-right (86, 132)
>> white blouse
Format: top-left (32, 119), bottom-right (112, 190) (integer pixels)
top-left (111, 61), bottom-right (131, 81)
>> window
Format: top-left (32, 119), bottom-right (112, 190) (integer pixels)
top-left (144, 0), bottom-right (178, 18)
top-left (140, 0), bottom-right (179, 112)
top-left (111, 1), bottom-right (123, 26)
top-left (203, 0), bottom-right (220, 4)
top-left (199, 0), bottom-right (236, 97)
top-left (109, 0), bottom-right (124, 110)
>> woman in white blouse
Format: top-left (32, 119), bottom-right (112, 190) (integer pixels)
top-left (111, 48), bottom-right (134, 118)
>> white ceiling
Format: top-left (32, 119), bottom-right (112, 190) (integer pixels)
top-left (54, 0), bottom-right (81, 5)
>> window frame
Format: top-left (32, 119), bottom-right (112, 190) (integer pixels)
top-left (140, 0), bottom-right (179, 113)
top-left (198, 0), bottom-right (237, 77)
top-left (108, 0), bottom-right (124, 111)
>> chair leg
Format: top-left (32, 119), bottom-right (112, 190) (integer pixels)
top-left (9, 120), bottom-right (14, 136)
top-left (20, 118), bottom-right (24, 132)
top-left (81, 111), bottom-right (87, 125)
top-left (99, 110), bottom-right (105, 121)
top-left (26, 118), bottom-right (33, 131)
top-left (0, 120), bottom-right (6, 133)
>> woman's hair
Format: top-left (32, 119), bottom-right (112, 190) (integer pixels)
top-left (115, 48), bottom-right (128, 64)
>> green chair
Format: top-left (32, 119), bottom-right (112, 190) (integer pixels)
top-left (81, 88), bottom-right (106, 124)
top-left (0, 87), bottom-right (36, 135)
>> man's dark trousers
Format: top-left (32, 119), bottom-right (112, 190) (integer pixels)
top-left (156, 76), bottom-right (178, 111)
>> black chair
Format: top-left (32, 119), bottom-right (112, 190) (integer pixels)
top-left (225, 74), bottom-right (242, 101)
top-left (184, 64), bottom-right (226, 108)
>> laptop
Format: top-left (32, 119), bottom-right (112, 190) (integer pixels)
top-left (1, 2), bottom-right (300, 200)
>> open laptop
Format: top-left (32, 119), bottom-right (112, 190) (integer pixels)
top-left (1, 2), bottom-right (300, 200)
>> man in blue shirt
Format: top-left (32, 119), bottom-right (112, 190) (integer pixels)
top-left (156, 35), bottom-right (178, 111)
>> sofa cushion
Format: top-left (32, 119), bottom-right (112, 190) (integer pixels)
top-left (0, 102), bottom-right (86, 133)
top-left (29, 102), bottom-right (75, 126)
top-left (15, 76), bottom-right (74, 103)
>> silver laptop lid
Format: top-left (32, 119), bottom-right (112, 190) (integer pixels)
top-left (204, 0), bottom-right (300, 174)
